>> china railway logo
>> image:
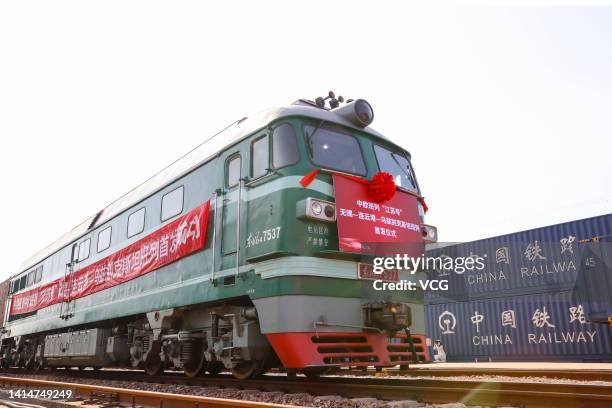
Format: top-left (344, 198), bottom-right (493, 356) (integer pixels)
top-left (438, 311), bottom-right (457, 335)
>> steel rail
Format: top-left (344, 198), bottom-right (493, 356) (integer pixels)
top-left (345, 366), bottom-right (612, 382)
top-left (138, 374), bottom-right (612, 407)
top-left (57, 365), bottom-right (612, 383)
top-left (0, 376), bottom-right (297, 408)
top-left (3, 369), bottom-right (612, 408)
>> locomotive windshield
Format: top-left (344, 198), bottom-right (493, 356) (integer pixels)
top-left (373, 145), bottom-right (419, 194)
top-left (304, 124), bottom-right (367, 176)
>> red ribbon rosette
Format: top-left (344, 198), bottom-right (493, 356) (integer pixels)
top-left (368, 171), bottom-right (396, 203)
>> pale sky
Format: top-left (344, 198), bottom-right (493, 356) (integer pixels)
top-left (1, 2), bottom-right (611, 279)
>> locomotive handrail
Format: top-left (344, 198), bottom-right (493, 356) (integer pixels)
top-left (60, 261), bottom-right (75, 319)
top-left (313, 321), bottom-right (384, 334)
top-left (243, 170), bottom-right (280, 188)
top-left (210, 191), bottom-right (218, 282)
top-left (235, 176), bottom-right (243, 277)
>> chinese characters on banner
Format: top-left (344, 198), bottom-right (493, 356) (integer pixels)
top-left (10, 201), bottom-right (210, 316)
top-left (332, 175), bottom-right (423, 256)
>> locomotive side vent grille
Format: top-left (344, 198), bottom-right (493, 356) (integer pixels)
top-left (311, 335), bottom-right (378, 365)
top-left (317, 346), bottom-right (372, 353)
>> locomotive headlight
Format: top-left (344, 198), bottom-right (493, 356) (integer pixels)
top-left (297, 198), bottom-right (336, 222)
top-left (354, 99), bottom-right (374, 126)
top-left (332, 99), bottom-right (374, 128)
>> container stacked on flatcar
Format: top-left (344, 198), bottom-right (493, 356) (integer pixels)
top-left (425, 213), bottom-right (612, 361)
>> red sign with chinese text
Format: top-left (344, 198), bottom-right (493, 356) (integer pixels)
top-left (10, 201), bottom-right (210, 316)
top-left (333, 175), bottom-right (423, 256)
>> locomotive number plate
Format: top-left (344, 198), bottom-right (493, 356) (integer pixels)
top-left (357, 263), bottom-right (399, 282)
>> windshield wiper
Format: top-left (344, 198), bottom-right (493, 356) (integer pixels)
top-left (391, 152), bottom-right (417, 189)
top-left (305, 120), bottom-right (325, 155)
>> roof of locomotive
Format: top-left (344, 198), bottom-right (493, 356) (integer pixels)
top-left (17, 101), bottom-right (390, 275)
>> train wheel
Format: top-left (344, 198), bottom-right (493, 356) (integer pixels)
top-left (231, 360), bottom-right (264, 380)
top-left (183, 343), bottom-right (206, 378)
top-left (144, 355), bottom-right (165, 376)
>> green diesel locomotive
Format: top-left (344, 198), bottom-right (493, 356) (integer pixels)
top-left (1, 93), bottom-right (435, 378)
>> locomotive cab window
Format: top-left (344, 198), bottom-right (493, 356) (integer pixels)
top-left (161, 186), bottom-right (184, 221)
top-left (97, 226), bottom-right (112, 253)
top-left (272, 123), bottom-right (299, 168)
top-left (226, 155), bottom-right (241, 187)
top-left (251, 136), bottom-right (269, 178)
top-left (78, 238), bottom-right (91, 262)
top-left (373, 145), bottom-right (419, 194)
top-left (128, 207), bottom-right (146, 238)
top-left (304, 124), bottom-right (366, 176)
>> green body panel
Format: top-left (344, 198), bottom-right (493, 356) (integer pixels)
top-left (5, 115), bottom-right (426, 339)
top-left (8, 255), bottom-right (424, 337)
top-left (223, 116), bottom-right (416, 265)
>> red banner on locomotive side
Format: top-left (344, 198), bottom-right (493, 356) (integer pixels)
top-left (332, 175), bottom-right (423, 256)
top-left (10, 201), bottom-right (210, 316)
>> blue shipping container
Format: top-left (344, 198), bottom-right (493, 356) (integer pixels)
top-left (425, 291), bottom-right (612, 361)
top-left (424, 214), bottom-right (612, 361)
top-left (425, 213), bottom-right (612, 304)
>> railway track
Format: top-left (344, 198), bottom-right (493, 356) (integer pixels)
top-left (352, 366), bottom-right (612, 382)
top-left (1, 368), bottom-right (612, 407)
top-left (0, 375), bottom-right (294, 408)
top-left (5, 364), bottom-right (611, 383)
